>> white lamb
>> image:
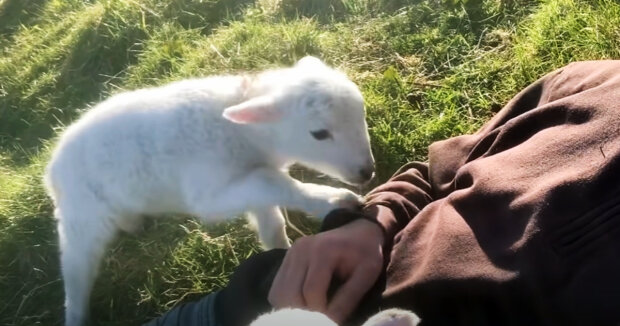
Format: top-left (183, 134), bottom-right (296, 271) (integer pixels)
top-left (44, 56), bottom-right (375, 326)
top-left (250, 308), bottom-right (421, 326)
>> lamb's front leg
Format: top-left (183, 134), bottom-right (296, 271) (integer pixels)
top-left (246, 206), bottom-right (291, 249)
top-left (291, 181), bottom-right (364, 218)
top-left (184, 167), bottom-right (362, 222)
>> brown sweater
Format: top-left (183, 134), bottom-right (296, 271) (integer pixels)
top-left (358, 61), bottom-right (620, 325)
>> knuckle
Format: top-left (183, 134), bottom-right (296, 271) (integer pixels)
top-left (320, 236), bottom-right (347, 251)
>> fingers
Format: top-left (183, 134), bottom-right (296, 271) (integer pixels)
top-left (269, 237), bottom-right (334, 312)
top-left (303, 256), bottom-right (334, 312)
top-left (268, 247), bottom-right (308, 308)
top-left (268, 219), bottom-right (385, 324)
top-left (327, 262), bottom-right (381, 324)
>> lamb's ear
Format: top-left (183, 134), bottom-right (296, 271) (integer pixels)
top-left (222, 96), bottom-right (282, 124)
top-left (296, 56), bottom-right (325, 69)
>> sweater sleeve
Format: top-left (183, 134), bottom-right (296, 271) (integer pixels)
top-left (362, 162), bottom-right (433, 242)
top-left (321, 161), bottom-right (434, 248)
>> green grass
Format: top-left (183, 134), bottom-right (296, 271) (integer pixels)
top-left (1, 0), bottom-right (619, 324)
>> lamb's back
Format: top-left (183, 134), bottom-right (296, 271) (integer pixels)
top-left (46, 78), bottom-right (257, 213)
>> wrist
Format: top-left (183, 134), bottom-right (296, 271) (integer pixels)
top-left (349, 218), bottom-right (385, 246)
top-left (362, 204), bottom-right (398, 249)
top-left (319, 207), bottom-right (389, 247)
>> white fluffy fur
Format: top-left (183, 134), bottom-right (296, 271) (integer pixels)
top-left (44, 56), bottom-right (374, 326)
top-left (250, 308), bottom-right (421, 326)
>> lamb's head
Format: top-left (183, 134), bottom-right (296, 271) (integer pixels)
top-left (223, 56), bottom-right (375, 186)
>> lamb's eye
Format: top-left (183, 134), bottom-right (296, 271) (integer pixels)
top-left (310, 129), bottom-right (332, 141)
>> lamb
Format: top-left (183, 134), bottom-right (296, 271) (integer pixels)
top-left (43, 56), bottom-right (375, 326)
top-left (250, 308), bottom-right (421, 326)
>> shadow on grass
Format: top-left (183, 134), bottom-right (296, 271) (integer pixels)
top-left (0, 0), bottom-right (49, 39)
top-left (0, 18), bottom-right (146, 162)
top-left (278, 0), bottom-right (349, 22)
top-left (162, 0), bottom-right (257, 32)
top-left (0, 213), bottom-right (64, 326)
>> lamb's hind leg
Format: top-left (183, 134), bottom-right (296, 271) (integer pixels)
top-left (56, 205), bottom-right (117, 326)
top-left (246, 206), bottom-right (290, 249)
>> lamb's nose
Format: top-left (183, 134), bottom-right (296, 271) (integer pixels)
top-left (359, 166), bottom-right (375, 183)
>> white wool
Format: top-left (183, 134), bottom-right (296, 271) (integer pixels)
top-left (44, 56), bottom-right (374, 326)
top-left (362, 309), bottom-right (421, 326)
top-left (250, 308), bottom-right (421, 326)
top-left (250, 308), bottom-right (337, 326)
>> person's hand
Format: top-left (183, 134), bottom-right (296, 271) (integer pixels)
top-left (268, 218), bottom-right (385, 324)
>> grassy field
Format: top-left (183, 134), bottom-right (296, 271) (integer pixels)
top-left (0, 0), bottom-right (619, 324)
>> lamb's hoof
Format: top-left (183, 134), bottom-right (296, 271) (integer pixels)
top-left (332, 191), bottom-right (363, 211)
